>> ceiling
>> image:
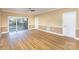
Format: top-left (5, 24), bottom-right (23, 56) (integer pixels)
top-left (0, 8), bottom-right (59, 15)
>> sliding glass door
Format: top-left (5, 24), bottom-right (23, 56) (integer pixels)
top-left (9, 17), bottom-right (16, 32)
top-left (9, 16), bottom-right (28, 32)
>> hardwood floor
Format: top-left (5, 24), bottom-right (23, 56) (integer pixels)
top-left (0, 29), bottom-right (79, 50)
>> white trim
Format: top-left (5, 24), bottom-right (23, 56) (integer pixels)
top-left (0, 26), bottom-right (8, 28)
top-left (1, 31), bottom-right (8, 34)
top-left (76, 28), bottom-right (79, 30)
top-left (35, 29), bottom-right (64, 36)
top-left (52, 26), bottom-right (62, 28)
top-left (75, 38), bottom-right (79, 40)
top-left (29, 28), bottom-right (35, 30)
top-left (8, 17), bottom-right (9, 32)
top-left (39, 25), bottom-right (62, 28)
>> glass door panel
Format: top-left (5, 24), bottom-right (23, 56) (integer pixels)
top-left (9, 17), bottom-right (16, 32)
top-left (17, 17), bottom-right (28, 31)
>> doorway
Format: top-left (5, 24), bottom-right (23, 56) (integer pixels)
top-left (8, 16), bottom-right (28, 32)
top-left (63, 11), bottom-right (76, 38)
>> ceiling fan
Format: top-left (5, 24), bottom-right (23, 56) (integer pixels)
top-left (26, 8), bottom-right (36, 13)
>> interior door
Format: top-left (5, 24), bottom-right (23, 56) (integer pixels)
top-left (63, 12), bottom-right (76, 38)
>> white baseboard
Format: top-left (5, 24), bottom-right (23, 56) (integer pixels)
top-left (75, 38), bottom-right (79, 40)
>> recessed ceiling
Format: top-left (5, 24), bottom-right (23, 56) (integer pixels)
top-left (0, 8), bottom-right (60, 15)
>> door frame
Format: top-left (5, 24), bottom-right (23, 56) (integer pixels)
top-left (8, 16), bottom-right (28, 32)
top-left (62, 11), bottom-right (76, 38)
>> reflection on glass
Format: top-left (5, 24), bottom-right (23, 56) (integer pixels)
top-left (17, 18), bottom-right (28, 31)
top-left (9, 17), bottom-right (16, 32)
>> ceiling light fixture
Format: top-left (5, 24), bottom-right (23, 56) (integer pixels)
top-left (27, 8), bottom-right (36, 13)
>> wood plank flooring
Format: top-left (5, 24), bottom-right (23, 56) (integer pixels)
top-left (0, 29), bottom-right (79, 50)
